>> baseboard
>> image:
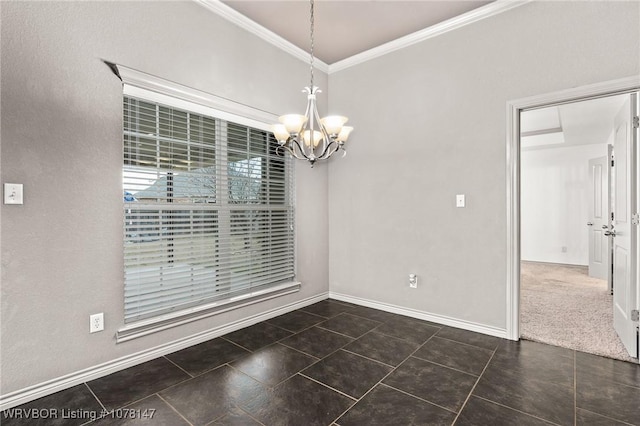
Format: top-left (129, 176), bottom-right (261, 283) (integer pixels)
top-left (329, 292), bottom-right (507, 339)
top-left (521, 260), bottom-right (589, 268)
top-left (0, 292), bottom-right (329, 411)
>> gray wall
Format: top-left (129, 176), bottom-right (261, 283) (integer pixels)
top-left (0, 1), bottom-right (329, 394)
top-left (327, 1), bottom-right (640, 328)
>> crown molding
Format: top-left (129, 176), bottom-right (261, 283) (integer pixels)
top-left (195, 0), bottom-right (330, 74)
top-left (196, 0), bottom-right (529, 75)
top-left (329, 0), bottom-right (531, 73)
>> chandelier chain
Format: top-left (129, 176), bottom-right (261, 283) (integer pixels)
top-left (309, 0), bottom-right (314, 89)
top-left (271, 0), bottom-right (352, 167)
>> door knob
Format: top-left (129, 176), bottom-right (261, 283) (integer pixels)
top-left (604, 230), bottom-right (616, 237)
top-left (587, 222), bottom-right (593, 226)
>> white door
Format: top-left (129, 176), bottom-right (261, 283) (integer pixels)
top-left (612, 93), bottom-right (638, 358)
top-left (588, 156), bottom-right (610, 280)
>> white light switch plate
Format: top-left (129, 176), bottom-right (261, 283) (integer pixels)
top-left (456, 194), bottom-right (465, 208)
top-left (4, 183), bottom-right (23, 205)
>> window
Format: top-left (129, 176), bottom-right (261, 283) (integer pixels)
top-left (122, 95), bottom-right (295, 327)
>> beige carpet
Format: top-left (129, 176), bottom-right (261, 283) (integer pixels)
top-left (521, 261), bottom-right (636, 363)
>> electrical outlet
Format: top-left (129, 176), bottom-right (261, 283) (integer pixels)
top-left (90, 313), bottom-right (104, 333)
top-left (409, 274), bottom-right (418, 288)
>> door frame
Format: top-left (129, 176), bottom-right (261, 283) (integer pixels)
top-left (505, 75), bottom-right (640, 341)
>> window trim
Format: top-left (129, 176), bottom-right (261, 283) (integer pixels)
top-left (114, 64), bottom-right (299, 343)
top-left (116, 281), bottom-right (300, 342)
top-left (116, 64), bottom-right (277, 130)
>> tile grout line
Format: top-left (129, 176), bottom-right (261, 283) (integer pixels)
top-left (381, 383), bottom-right (458, 415)
top-left (230, 404), bottom-right (268, 426)
top-left (575, 407), bottom-right (637, 426)
top-left (431, 334), bottom-right (500, 351)
top-left (369, 327), bottom-right (442, 346)
top-left (410, 354), bottom-right (486, 378)
top-left (245, 413), bottom-right (268, 426)
top-left (266, 320), bottom-right (325, 335)
top-left (272, 342), bottom-right (321, 361)
top-left (471, 395), bottom-right (563, 425)
top-left (156, 393), bottom-right (194, 426)
top-left (328, 332), bottom-right (439, 425)
top-left (109, 388), bottom-right (189, 417)
top-left (162, 355), bottom-right (195, 378)
top-left (79, 383), bottom-right (107, 426)
top-left (220, 336), bottom-right (256, 353)
top-left (450, 348), bottom-right (497, 425)
top-left (277, 341), bottom-right (333, 360)
top-left (570, 355), bottom-right (636, 425)
top-left (298, 373), bottom-right (359, 402)
top-left (314, 324), bottom-right (375, 340)
top-left (292, 341), bottom-right (362, 376)
top-left (83, 382), bottom-right (107, 413)
top-left (225, 362), bottom-right (281, 389)
top-left (221, 335), bottom-right (260, 353)
top-left (339, 348), bottom-right (397, 369)
top-left (203, 407), bottom-right (238, 426)
top-left (85, 391), bottom-right (197, 426)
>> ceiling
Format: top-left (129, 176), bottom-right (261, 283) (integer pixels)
top-left (221, 1), bottom-right (492, 64)
top-left (521, 95), bottom-right (628, 150)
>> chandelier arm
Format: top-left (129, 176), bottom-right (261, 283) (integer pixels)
top-left (277, 144), bottom-right (303, 160)
top-left (288, 138), bottom-right (313, 161)
top-left (316, 139), bottom-right (340, 160)
top-left (279, 144), bottom-right (305, 161)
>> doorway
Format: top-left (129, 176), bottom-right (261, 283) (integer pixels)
top-left (505, 77), bottom-right (640, 362)
top-left (519, 95), bottom-right (629, 360)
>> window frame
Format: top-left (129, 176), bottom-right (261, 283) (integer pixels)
top-left (115, 65), bottom-right (298, 343)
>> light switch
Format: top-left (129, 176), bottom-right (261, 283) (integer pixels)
top-left (456, 194), bottom-right (465, 208)
top-left (4, 183), bottom-right (24, 205)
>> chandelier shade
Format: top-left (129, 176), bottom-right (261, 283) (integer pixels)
top-left (272, 0), bottom-right (353, 166)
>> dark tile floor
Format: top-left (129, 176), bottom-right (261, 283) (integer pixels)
top-left (3, 299), bottom-right (640, 425)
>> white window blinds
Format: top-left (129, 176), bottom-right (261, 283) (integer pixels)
top-left (123, 96), bottom-right (295, 324)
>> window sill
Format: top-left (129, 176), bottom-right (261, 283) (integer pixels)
top-left (116, 281), bottom-right (301, 343)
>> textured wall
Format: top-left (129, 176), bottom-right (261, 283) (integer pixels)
top-left (327, 1), bottom-right (640, 328)
top-left (0, 1), bottom-right (329, 394)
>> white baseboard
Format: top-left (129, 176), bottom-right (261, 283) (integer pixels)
top-left (329, 292), bottom-right (507, 339)
top-left (1, 291), bottom-right (506, 410)
top-left (0, 292), bottom-right (328, 411)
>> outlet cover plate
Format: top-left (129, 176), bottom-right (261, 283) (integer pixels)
top-left (409, 274), bottom-right (418, 288)
top-left (90, 313), bottom-right (104, 333)
top-left (4, 183), bottom-right (23, 205)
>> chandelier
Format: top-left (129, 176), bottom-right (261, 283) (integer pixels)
top-left (271, 0), bottom-right (353, 167)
